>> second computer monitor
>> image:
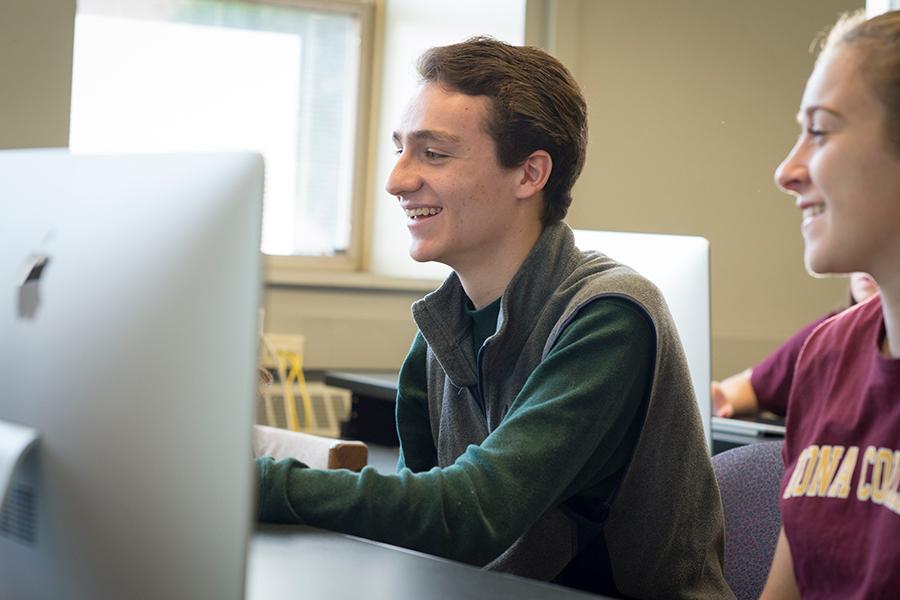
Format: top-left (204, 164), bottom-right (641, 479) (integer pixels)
top-left (573, 229), bottom-right (712, 449)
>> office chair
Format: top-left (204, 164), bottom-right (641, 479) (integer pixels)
top-left (712, 440), bottom-right (784, 600)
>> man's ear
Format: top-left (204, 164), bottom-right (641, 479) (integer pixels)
top-left (515, 150), bottom-right (552, 199)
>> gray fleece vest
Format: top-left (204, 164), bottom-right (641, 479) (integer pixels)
top-left (411, 222), bottom-right (732, 599)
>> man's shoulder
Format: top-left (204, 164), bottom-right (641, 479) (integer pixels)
top-left (557, 253), bottom-right (665, 319)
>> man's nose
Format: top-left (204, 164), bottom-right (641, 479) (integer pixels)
top-left (385, 152), bottom-right (422, 198)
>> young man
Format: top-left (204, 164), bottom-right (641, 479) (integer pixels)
top-left (258, 37), bottom-right (730, 599)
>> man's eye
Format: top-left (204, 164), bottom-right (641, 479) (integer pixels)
top-left (424, 150), bottom-right (446, 160)
top-left (393, 147), bottom-right (403, 155)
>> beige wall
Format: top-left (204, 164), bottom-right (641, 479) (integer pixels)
top-left (0, 0), bottom-right (75, 149)
top-left (536, 0), bottom-right (859, 378)
top-left (3, 0), bottom-right (863, 375)
top-left (263, 283), bottom-right (423, 371)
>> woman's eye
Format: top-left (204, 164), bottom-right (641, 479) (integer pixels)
top-left (806, 127), bottom-right (828, 143)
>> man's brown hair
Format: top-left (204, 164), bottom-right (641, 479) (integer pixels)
top-left (417, 37), bottom-right (588, 224)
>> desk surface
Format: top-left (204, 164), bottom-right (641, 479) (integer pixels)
top-left (325, 370), bottom-right (399, 402)
top-left (327, 370), bottom-right (786, 452)
top-left (247, 525), bottom-right (607, 600)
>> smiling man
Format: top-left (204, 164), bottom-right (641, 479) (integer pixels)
top-left (257, 37), bottom-right (730, 599)
top-left (388, 82), bottom-right (547, 306)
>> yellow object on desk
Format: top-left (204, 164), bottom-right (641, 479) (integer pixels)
top-left (260, 334), bottom-right (314, 433)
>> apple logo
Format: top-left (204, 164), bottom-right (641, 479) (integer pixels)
top-left (17, 254), bottom-right (50, 320)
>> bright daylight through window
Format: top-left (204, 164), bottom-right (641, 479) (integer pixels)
top-left (69, 0), bottom-right (365, 258)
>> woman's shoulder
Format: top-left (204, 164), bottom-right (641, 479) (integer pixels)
top-left (805, 293), bottom-right (882, 348)
top-left (790, 295), bottom-right (883, 400)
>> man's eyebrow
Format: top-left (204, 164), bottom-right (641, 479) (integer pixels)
top-left (392, 129), bottom-right (462, 145)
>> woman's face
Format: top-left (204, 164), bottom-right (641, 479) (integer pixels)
top-left (774, 45), bottom-right (900, 280)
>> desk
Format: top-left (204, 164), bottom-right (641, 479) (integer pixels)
top-left (711, 416), bottom-right (785, 455)
top-left (247, 525), bottom-right (607, 599)
top-left (325, 371), bottom-right (399, 402)
top-left (327, 371), bottom-right (785, 456)
top-left (325, 371), bottom-right (400, 446)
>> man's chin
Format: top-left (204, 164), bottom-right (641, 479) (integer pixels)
top-left (409, 251), bottom-right (431, 264)
top-left (408, 242), bottom-right (437, 264)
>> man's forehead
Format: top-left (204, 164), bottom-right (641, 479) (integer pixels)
top-left (394, 82), bottom-right (491, 139)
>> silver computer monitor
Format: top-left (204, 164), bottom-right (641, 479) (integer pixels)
top-left (573, 229), bottom-right (712, 450)
top-left (0, 149), bottom-right (264, 599)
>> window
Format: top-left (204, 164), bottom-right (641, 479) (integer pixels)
top-left (366, 0), bottom-right (525, 281)
top-left (866, 0), bottom-right (895, 16)
top-left (70, 0), bottom-right (373, 265)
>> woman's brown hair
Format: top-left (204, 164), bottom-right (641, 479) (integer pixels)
top-left (818, 9), bottom-right (900, 155)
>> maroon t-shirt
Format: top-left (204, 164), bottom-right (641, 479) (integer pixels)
top-left (780, 295), bottom-right (900, 599)
top-left (750, 313), bottom-right (835, 416)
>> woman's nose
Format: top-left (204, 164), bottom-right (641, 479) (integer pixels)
top-left (774, 139), bottom-right (809, 195)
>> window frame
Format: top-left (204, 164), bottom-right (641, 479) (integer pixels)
top-left (73, 0), bottom-right (378, 280)
top-left (258, 0), bottom-right (378, 281)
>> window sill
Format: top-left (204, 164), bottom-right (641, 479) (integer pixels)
top-left (264, 270), bottom-right (443, 294)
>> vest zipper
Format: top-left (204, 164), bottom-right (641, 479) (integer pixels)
top-left (473, 341), bottom-right (490, 419)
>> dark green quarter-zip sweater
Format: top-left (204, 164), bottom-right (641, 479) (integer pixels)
top-left (257, 222), bottom-right (731, 599)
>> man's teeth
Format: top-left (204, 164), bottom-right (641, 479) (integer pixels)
top-left (803, 204), bottom-right (825, 219)
top-left (405, 207), bottom-right (442, 218)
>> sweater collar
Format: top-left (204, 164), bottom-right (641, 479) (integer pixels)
top-left (412, 221), bottom-right (579, 387)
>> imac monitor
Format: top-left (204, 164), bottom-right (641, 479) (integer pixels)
top-left (573, 229), bottom-right (712, 450)
top-left (0, 149), bottom-right (264, 599)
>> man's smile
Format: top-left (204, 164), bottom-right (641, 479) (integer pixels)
top-left (404, 206), bottom-right (443, 219)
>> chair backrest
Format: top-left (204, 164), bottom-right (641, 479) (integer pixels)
top-left (712, 440), bottom-right (784, 600)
